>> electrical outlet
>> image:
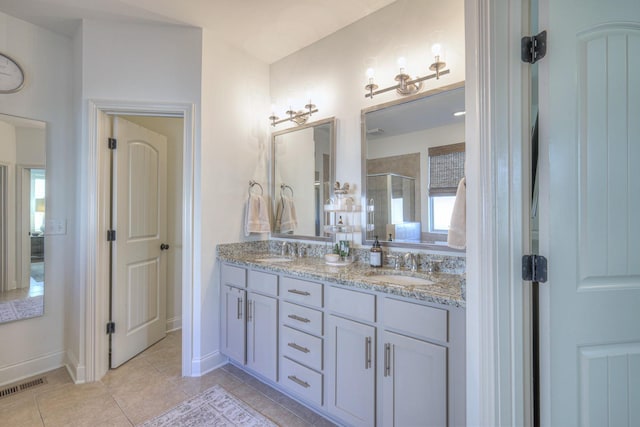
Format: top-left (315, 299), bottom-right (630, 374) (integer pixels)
top-left (45, 219), bottom-right (67, 235)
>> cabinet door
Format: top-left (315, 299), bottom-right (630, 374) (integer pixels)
top-left (247, 292), bottom-right (278, 381)
top-left (381, 331), bottom-right (446, 427)
top-left (327, 315), bottom-right (375, 427)
top-left (221, 285), bottom-right (246, 363)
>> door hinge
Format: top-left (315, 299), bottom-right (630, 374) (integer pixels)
top-left (106, 321), bottom-right (115, 334)
top-left (108, 137), bottom-right (117, 149)
top-left (107, 229), bottom-right (116, 241)
top-left (522, 255), bottom-right (548, 283)
top-left (521, 30), bottom-right (547, 64)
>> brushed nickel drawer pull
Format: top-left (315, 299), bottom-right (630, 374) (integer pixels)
top-left (287, 314), bottom-right (311, 323)
top-left (288, 342), bottom-right (310, 353)
top-left (288, 375), bottom-right (310, 388)
top-left (288, 289), bottom-right (311, 296)
top-left (365, 337), bottom-right (372, 369)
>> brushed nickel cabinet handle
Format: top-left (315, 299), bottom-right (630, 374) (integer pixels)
top-left (288, 375), bottom-right (311, 388)
top-left (287, 314), bottom-right (311, 323)
top-left (287, 289), bottom-right (311, 296)
top-left (237, 297), bottom-right (243, 320)
top-left (365, 337), bottom-right (372, 369)
top-left (384, 343), bottom-right (391, 377)
top-left (247, 300), bottom-right (253, 322)
top-left (287, 342), bottom-right (311, 353)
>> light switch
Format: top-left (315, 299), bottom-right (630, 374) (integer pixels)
top-left (45, 219), bottom-right (67, 235)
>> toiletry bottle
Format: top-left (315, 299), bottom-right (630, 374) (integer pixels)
top-left (370, 236), bottom-right (382, 267)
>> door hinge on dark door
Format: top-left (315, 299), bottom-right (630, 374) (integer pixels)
top-left (106, 322), bottom-right (115, 334)
top-left (522, 255), bottom-right (548, 283)
top-left (108, 138), bottom-right (117, 149)
top-left (521, 30), bottom-right (547, 64)
top-left (107, 229), bottom-right (116, 241)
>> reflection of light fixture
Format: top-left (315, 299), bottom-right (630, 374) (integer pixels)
top-left (364, 45), bottom-right (451, 99)
top-left (453, 111), bottom-right (466, 117)
top-left (35, 198), bottom-right (45, 213)
top-left (269, 99), bottom-right (318, 127)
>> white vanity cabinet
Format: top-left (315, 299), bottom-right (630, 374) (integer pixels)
top-left (220, 264), bottom-right (278, 382)
top-left (219, 261), bottom-right (465, 427)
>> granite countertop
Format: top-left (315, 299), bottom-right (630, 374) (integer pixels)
top-left (217, 248), bottom-right (466, 308)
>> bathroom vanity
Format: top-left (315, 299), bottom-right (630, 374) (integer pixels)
top-left (218, 242), bottom-right (466, 427)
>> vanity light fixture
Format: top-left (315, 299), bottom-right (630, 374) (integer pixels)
top-left (269, 100), bottom-right (318, 127)
top-left (364, 47), bottom-right (450, 99)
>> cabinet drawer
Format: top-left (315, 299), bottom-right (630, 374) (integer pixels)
top-left (281, 301), bottom-right (323, 336)
top-left (281, 277), bottom-right (323, 308)
top-left (383, 298), bottom-right (448, 343)
top-left (248, 270), bottom-right (278, 296)
top-left (328, 286), bottom-right (375, 322)
top-left (280, 357), bottom-right (323, 406)
top-left (221, 264), bottom-right (246, 288)
top-left (281, 326), bottom-right (323, 371)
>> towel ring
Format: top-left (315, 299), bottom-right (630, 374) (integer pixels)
top-left (248, 180), bottom-right (263, 196)
top-left (280, 183), bottom-right (294, 197)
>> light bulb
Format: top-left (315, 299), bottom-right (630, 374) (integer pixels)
top-left (431, 43), bottom-right (442, 57)
top-left (366, 67), bottom-right (375, 82)
top-left (397, 56), bottom-right (407, 73)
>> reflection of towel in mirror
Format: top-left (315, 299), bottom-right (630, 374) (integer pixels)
top-left (447, 177), bottom-right (466, 249)
top-left (276, 195), bottom-right (298, 233)
top-left (245, 194), bottom-right (271, 236)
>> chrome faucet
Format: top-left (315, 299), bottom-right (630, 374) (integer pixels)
top-left (281, 242), bottom-right (290, 257)
top-left (404, 252), bottom-right (418, 272)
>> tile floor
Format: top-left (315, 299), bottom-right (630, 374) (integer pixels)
top-left (0, 331), bottom-right (337, 426)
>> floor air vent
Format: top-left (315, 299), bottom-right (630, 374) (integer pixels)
top-left (0, 376), bottom-right (47, 399)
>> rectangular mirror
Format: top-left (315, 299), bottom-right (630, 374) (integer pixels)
top-left (0, 113), bottom-right (46, 323)
top-left (361, 82), bottom-right (465, 250)
top-left (271, 117), bottom-right (335, 241)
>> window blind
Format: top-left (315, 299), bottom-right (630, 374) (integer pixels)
top-left (428, 142), bottom-right (465, 194)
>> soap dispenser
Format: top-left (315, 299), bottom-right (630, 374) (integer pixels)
top-left (370, 236), bottom-right (383, 267)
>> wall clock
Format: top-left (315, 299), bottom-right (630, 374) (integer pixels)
top-left (0, 53), bottom-right (25, 93)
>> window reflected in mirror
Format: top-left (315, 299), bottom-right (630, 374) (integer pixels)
top-left (362, 83), bottom-right (465, 249)
top-left (0, 114), bottom-right (46, 324)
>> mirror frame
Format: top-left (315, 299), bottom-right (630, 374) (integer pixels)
top-left (271, 116), bottom-right (336, 242)
top-left (360, 81), bottom-right (465, 251)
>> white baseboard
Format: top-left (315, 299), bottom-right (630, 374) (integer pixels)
top-left (166, 316), bottom-right (182, 332)
top-left (0, 350), bottom-right (65, 387)
top-left (64, 350), bottom-right (85, 384)
top-left (190, 350), bottom-right (227, 376)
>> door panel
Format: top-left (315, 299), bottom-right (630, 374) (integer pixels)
top-left (539, 1), bottom-right (640, 425)
top-left (111, 117), bottom-right (168, 368)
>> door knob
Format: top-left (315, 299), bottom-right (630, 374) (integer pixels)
top-left (160, 243), bottom-right (170, 251)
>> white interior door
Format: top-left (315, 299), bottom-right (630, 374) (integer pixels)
top-left (111, 117), bottom-right (168, 368)
top-left (539, 1), bottom-right (640, 425)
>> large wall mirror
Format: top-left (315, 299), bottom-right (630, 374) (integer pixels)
top-left (361, 82), bottom-right (465, 250)
top-left (0, 113), bottom-right (46, 323)
top-left (271, 117), bottom-right (335, 241)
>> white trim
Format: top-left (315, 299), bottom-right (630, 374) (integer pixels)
top-left (83, 100), bottom-right (195, 382)
top-left (190, 351), bottom-right (227, 377)
top-left (166, 317), bottom-right (182, 332)
top-left (466, 0), bottom-right (529, 425)
top-left (64, 349), bottom-right (84, 384)
top-left (0, 350), bottom-right (65, 387)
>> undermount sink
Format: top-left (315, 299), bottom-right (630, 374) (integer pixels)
top-left (365, 273), bottom-right (435, 286)
top-left (255, 257), bottom-right (293, 263)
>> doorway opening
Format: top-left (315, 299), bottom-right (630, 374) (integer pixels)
top-left (85, 100), bottom-right (195, 383)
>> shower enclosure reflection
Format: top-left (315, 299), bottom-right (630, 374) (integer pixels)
top-left (0, 114), bottom-right (46, 324)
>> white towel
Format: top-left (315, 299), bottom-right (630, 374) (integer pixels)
top-left (277, 195), bottom-right (298, 233)
top-left (245, 194), bottom-right (271, 236)
top-left (447, 177), bottom-right (466, 249)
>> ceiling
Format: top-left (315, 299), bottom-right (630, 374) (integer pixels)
top-left (0, 0), bottom-right (397, 64)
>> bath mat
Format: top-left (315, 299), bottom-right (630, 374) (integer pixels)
top-left (138, 384), bottom-right (277, 427)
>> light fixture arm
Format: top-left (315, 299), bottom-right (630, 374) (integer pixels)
top-left (270, 107), bottom-right (319, 127)
top-left (365, 68), bottom-right (450, 99)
